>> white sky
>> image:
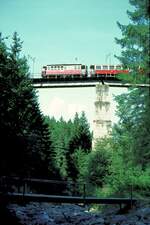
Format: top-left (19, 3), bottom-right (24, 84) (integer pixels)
top-left (37, 86), bottom-right (128, 131)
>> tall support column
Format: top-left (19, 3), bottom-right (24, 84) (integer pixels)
top-left (92, 84), bottom-right (111, 147)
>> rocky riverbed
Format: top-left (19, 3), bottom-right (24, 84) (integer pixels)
top-left (1, 202), bottom-right (150, 225)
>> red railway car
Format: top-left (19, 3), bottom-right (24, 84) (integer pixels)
top-left (90, 64), bottom-right (129, 77)
top-left (41, 64), bottom-right (87, 78)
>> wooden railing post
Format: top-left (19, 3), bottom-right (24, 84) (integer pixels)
top-left (130, 184), bottom-right (133, 209)
top-left (83, 183), bottom-right (86, 206)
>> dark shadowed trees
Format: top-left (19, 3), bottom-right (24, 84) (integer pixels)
top-left (0, 32), bottom-right (56, 178)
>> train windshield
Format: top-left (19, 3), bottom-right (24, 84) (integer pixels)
top-left (81, 65), bottom-right (85, 69)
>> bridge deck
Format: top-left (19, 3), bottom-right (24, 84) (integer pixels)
top-left (32, 78), bottom-right (149, 88)
top-left (0, 177), bottom-right (137, 208)
top-left (5, 193), bottom-right (136, 206)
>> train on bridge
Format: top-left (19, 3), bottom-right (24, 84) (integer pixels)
top-left (41, 63), bottom-right (129, 79)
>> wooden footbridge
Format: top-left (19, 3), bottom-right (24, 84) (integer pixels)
top-left (0, 176), bottom-right (136, 209)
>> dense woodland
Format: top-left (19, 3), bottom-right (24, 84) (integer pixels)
top-left (0, 0), bottom-right (149, 198)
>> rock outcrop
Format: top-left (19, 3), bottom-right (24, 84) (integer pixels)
top-left (3, 202), bottom-right (150, 225)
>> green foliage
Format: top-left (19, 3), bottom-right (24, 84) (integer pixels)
top-left (133, 168), bottom-right (150, 197)
top-left (114, 87), bottom-right (150, 168)
top-left (78, 138), bottom-right (112, 196)
top-left (102, 0), bottom-right (150, 198)
top-left (0, 32), bottom-right (56, 178)
top-left (104, 88), bottom-right (150, 197)
top-left (87, 139), bottom-right (111, 187)
top-left (72, 147), bottom-right (89, 193)
top-left (45, 116), bottom-right (72, 179)
top-left (85, 0), bottom-right (150, 199)
top-left (46, 112), bottom-right (92, 183)
top-left (69, 112), bottom-right (92, 152)
top-left (73, 147), bottom-right (89, 179)
top-left (115, 0), bottom-right (150, 83)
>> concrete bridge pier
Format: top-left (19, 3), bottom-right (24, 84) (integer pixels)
top-left (92, 84), bottom-right (111, 148)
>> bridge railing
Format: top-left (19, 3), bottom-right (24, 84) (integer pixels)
top-left (0, 176), bottom-right (86, 197)
top-left (0, 176), bottom-right (138, 209)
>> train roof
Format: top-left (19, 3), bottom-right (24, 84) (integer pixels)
top-left (45, 63), bottom-right (83, 66)
top-left (90, 64), bottom-right (122, 66)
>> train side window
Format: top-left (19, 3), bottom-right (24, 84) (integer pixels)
top-left (96, 66), bottom-right (101, 70)
top-left (109, 65), bottom-right (114, 69)
top-left (74, 65), bottom-right (79, 70)
top-left (103, 65), bottom-right (108, 70)
top-left (116, 65), bottom-right (121, 70)
top-left (81, 65), bottom-right (85, 69)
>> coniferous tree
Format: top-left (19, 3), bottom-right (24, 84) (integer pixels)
top-left (114, 0), bottom-right (150, 167)
top-left (0, 32), bottom-right (55, 178)
top-left (104, 0), bottom-right (150, 196)
top-left (67, 112), bottom-right (92, 181)
top-left (115, 0), bottom-right (149, 83)
top-left (69, 112), bottom-right (92, 153)
top-left (46, 117), bottom-right (71, 179)
top-left (84, 0), bottom-right (150, 198)
top-left (45, 112), bottom-right (92, 182)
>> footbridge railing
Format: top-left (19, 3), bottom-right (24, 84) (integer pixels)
top-left (0, 176), bottom-right (136, 209)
